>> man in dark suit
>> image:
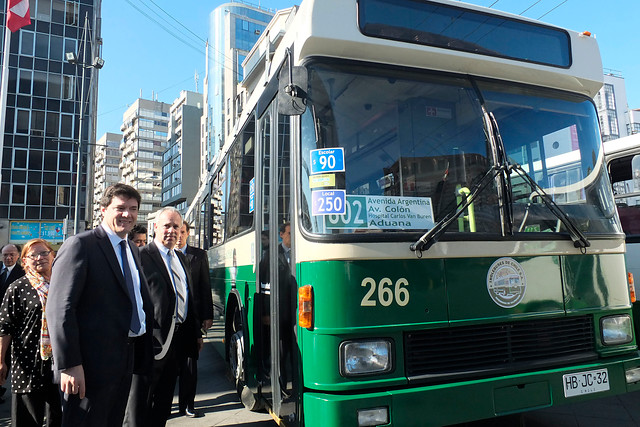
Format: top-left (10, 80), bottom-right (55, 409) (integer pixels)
top-left (1, 244), bottom-right (25, 299)
top-left (176, 221), bottom-right (213, 418)
top-left (132, 207), bottom-right (202, 426)
top-left (47, 184), bottom-right (154, 427)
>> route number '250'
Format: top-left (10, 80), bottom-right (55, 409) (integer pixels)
top-left (361, 277), bottom-right (410, 307)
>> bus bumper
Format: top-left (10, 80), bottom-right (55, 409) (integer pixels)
top-left (302, 356), bottom-right (640, 426)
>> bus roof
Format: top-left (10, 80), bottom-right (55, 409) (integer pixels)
top-left (245, 0), bottom-right (603, 100)
top-left (604, 134), bottom-right (640, 159)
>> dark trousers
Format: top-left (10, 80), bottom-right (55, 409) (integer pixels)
top-left (126, 326), bottom-right (189, 427)
top-left (12, 383), bottom-right (62, 427)
top-left (178, 356), bottom-right (197, 411)
top-left (61, 345), bottom-right (134, 427)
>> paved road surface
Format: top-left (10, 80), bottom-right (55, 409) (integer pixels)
top-left (0, 321), bottom-right (274, 427)
top-left (2, 320), bottom-right (640, 426)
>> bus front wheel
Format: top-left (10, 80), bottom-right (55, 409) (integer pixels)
top-left (228, 315), bottom-right (262, 411)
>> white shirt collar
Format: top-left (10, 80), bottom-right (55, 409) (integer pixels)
top-left (154, 239), bottom-right (174, 257)
top-left (101, 222), bottom-right (128, 248)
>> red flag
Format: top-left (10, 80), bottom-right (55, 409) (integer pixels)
top-left (6, 0), bottom-right (31, 32)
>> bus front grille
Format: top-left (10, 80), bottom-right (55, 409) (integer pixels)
top-left (404, 315), bottom-right (596, 383)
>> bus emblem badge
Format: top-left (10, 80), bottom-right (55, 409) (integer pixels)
top-left (486, 258), bottom-right (527, 308)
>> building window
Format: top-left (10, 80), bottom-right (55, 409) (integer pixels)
top-left (18, 70), bottom-right (32, 95)
top-left (608, 111), bottom-right (619, 136)
top-left (62, 75), bottom-right (74, 100)
top-left (13, 149), bottom-right (28, 169)
top-left (16, 109), bottom-right (30, 134)
top-left (37, 0), bottom-right (51, 21)
top-left (20, 31), bottom-right (35, 56)
top-left (604, 84), bottom-right (616, 110)
top-left (11, 184), bottom-right (26, 204)
top-left (48, 73), bottom-right (61, 98)
top-left (65, 1), bottom-right (79, 25)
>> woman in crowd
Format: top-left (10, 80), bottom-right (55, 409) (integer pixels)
top-left (0, 239), bottom-right (61, 427)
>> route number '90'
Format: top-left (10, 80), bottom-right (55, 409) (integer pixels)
top-left (361, 277), bottom-right (410, 307)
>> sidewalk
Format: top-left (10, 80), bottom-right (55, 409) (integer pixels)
top-left (0, 321), bottom-right (274, 427)
top-left (3, 323), bottom-right (640, 426)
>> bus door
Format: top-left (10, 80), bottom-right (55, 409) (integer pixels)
top-left (608, 153), bottom-right (640, 278)
top-left (259, 109), bottom-right (296, 418)
top-left (257, 109), bottom-right (296, 419)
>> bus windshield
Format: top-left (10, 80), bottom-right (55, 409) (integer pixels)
top-left (299, 61), bottom-right (620, 238)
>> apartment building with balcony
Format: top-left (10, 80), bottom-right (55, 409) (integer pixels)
top-left (594, 71), bottom-right (631, 142)
top-left (161, 90), bottom-right (203, 212)
top-left (119, 98), bottom-right (170, 223)
top-left (92, 132), bottom-right (122, 226)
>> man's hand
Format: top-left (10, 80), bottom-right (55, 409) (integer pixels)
top-left (61, 365), bottom-right (86, 399)
top-left (197, 337), bottom-right (204, 352)
top-left (202, 319), bottom-right (213, 331)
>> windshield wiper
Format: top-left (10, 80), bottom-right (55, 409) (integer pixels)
top-left (410, 165), bottom-right (503, 254)
top-left (485, 109), bottom-right (588, 249)
top-left (509, 163), bottom-right (590, 250)
top-left (487, 112), bottom-right (514, 236)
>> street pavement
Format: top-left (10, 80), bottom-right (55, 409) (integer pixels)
top-left (0, 320), bottom-right (274, 427)
top-left (2, 321), bottom-right (640, 426)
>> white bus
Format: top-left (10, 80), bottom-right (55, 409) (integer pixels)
top-left (193, 1), bottom-right (640, 425)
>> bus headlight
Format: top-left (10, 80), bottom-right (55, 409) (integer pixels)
top-left (601, 315), bottom-right (633, 345)
top-left (340, 339), bottom-right (392, 376)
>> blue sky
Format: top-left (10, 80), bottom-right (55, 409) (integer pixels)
top-left (97, 0), bottom-right (640, 138)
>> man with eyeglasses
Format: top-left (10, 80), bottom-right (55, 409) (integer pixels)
top-left (47, 184), bottom-right (154, 427)
top-left (1, 244), bottom-right (25, 300)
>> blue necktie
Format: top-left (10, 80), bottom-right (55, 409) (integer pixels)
top-left (120, 241), bottom-right (141, 334)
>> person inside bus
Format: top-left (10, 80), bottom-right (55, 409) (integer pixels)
top-left (258, 222), bottom-right (296, 398)
top-left (0, 239), bottom-right (62, 427)
top-left (129, 225), bottom-right (148, 248)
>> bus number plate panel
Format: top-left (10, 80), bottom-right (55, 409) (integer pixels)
top-left (562, 368), bottom-right (609, 398)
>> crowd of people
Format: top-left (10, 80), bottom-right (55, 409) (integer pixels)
top-left (0, 183), bottom-right (214, 427)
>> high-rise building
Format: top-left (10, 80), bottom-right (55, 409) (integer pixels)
top-left (628, 109), bottom-right (640, 136)
top-left (92, 132), bottom-right (122, 226)
top-left (161, 90), bottom-right (203, 212)
top-left (119, 98), bottom-right (170, 224)
top-left (0, 1), bottom-right (101, 244)
top-left (594, 71), bottom-right (630, 142)
top-left (207, 2), bottom-right (274, 164)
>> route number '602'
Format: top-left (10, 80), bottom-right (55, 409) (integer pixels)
top-left (360, 277), bottom-right (410, 307)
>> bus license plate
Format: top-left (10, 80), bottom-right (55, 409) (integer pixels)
top-left (563, 368), bottom-right (609, 398)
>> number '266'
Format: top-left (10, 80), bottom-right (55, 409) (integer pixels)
top-left (360, 277), bottom-right (410, 307)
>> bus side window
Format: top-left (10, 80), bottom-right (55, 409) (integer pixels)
top-left (610, 154), bottom-right (640, 237)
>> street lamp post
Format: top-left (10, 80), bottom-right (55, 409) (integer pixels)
top-left (66, 13), bottom-right (103, 235)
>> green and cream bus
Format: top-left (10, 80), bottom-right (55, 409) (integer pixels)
top-left (199, 0), bottom-right (640, 425)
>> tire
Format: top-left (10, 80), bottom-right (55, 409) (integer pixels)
top-left (228, 312), bottom-right (263, 411)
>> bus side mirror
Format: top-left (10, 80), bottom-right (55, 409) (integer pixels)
top-left (278, 64), bottom-right (308, 116)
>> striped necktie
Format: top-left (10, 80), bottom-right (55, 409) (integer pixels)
top-left (168, 250), bottom-right (187, 323)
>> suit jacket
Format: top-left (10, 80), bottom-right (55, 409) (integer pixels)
top-left (0, 263), bottom-right (25, 299)
top-left (46, 226), bottom-right (154, 387)
top-left (184, 245), bottom-right (213, 322)
top-left (140, 242), bottom-right (201, 359)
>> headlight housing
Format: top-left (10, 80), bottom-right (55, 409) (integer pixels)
top-left (601, 315), bottom-right (633, 345)
top-left (340, 339), bottom-right (393, 377)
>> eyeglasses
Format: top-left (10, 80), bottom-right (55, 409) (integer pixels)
top-left (26, 250), bottom-right (52, 260)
